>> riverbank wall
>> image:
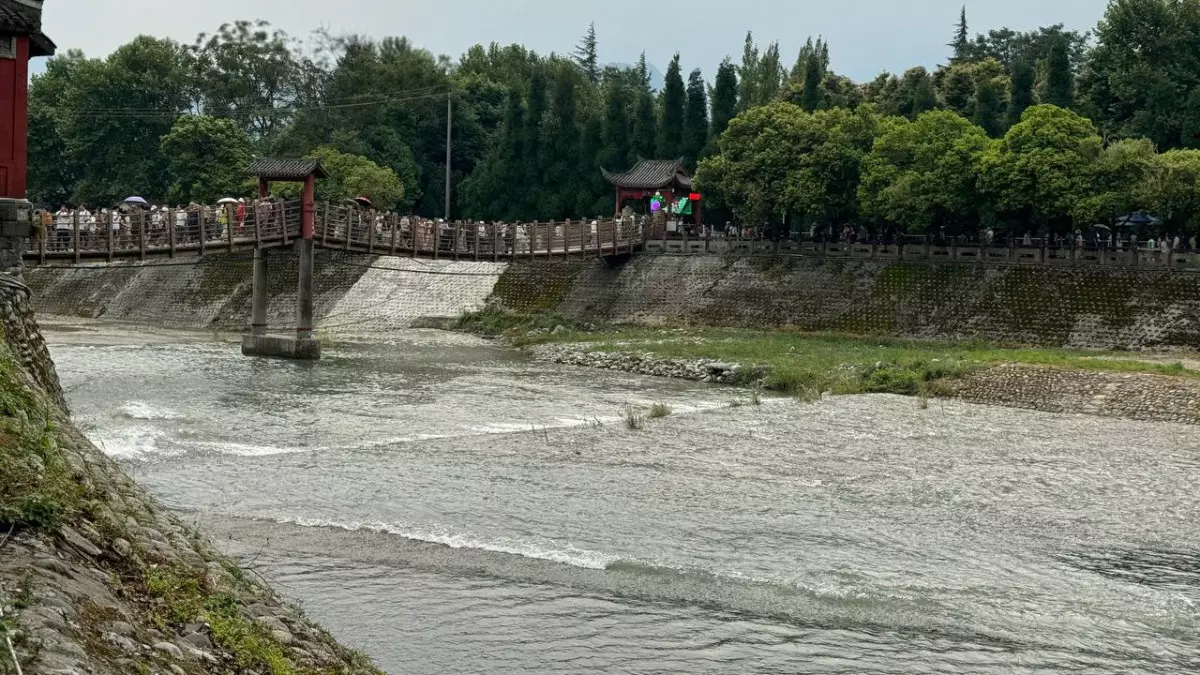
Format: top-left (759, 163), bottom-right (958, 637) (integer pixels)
top-left (25, 251), bottom-right (506, 336)
top-left (1, 237), bottom-right (383, 672)
top-left (495, 256), bottom-right (1200, 350)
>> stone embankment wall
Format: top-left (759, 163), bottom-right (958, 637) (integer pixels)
top-left (25, 251), bottom-right (506, 336)
top-left (497, 256), bottom-right (1200, 350)
top-left (0, 221), bottom-right (382, 673)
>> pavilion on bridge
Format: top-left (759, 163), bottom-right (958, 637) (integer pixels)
top-left (602, 158), bottom-right (694, 216)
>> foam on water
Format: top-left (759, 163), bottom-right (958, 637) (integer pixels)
top-left (280, 516), bottom-right (618, 570)
top-left (121, 400), bottom-right (184, 421)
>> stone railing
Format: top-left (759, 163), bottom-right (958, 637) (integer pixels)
top-left (645, 234), bottom-right (1200, 271)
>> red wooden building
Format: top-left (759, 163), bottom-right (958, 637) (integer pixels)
top-left (0, 0), bottom-right (54, 200)
top-left (602, 158), bottom-right (694, 215)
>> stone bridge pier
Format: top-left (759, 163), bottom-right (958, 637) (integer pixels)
top-left (239, 159), bottom-right (326, 361)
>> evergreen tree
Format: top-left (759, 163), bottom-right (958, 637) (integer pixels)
top-left (710, 58), bottom-right (739, 141)
top-left (972, 77), bottom-right (1006, 137)
top-left (525, 67), bottom-right (548, 175)
top-left (1007, 59), bottom-right (1035, 127)
top-left (577, 110), bottom-right (606, 214)
top-left (600, 84), bottom-right (632, 170)
top-left (758, 42), bottom-right (784, 103)
top-left (950, 6), bottom-right (971, 62)
top-left (635, 51), bottom-right (651, 90)
top-left (911, 71), bottom-right (939, 117)
top-left (738, 31), bottom-right (760, 111)
top-left (658, 54), bottom-right (686, 158)
top-left (574, 22), bottom-right (600, 84)
top-left (631, 89), bottom-right (658, 163)
top-left (682, 68), bottom-right (710, 168)
top-left (801, 47), bottom-right (824, 112)
top-left (1041, 34), bottom-right (1073, 109)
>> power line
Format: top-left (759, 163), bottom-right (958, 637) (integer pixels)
top-left (58, 88), bottom-right (453, 120)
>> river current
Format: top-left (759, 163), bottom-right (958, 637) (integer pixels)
top-left (45, 321), bottom-right (1200, 674)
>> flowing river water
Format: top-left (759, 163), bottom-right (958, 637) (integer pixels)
top-left (44, 321), bottom-right (1200, 674)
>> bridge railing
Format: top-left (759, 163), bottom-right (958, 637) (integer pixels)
top-left (314, 203), bottom-right (644, 260)
top-left (27, 200), bottom-right (649, 263)
top-left (31, 201), bottom-right (305, 263)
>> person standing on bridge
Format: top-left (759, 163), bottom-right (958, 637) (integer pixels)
top-left (55, 206), bottom-right (72, 250)
top-left (236, 199), bottom-right (247, 235)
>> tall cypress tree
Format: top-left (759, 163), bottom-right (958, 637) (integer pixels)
top-left (1041, 34), bottom-right (1074, 109)
top-left (635, 52), bottom-right (651, 90)
top-left (1007, 59), bottom-right (1035, 127)
top-left (525, 67), bottom-right (548, 174)
top-left (972, 77), bottom-right (1005, 137)
top-left (710, 58), bottom-right (739, 141)
top-left (631, 89), bottom-right (657, 164)
top-left (577, 110), bottom-right (605, 215)
top-left (738, 31), bottom-right (760, 111)
top-left (949, 6), bottom-right (970, 62)
top-left (600, 84), bottom-right (631, 170)
top-left (573, 22), bottom-right (600, 84)
top-left (658, 54), bottom-right (685, 158)
top-left (499, 91), bottom-right (527, 219)
top-left (682, 68), bottom-right (709, 168)
top-left (801, 48), bottom-right (824, 112)
top-left (758, 42), bottom-right (784, 103)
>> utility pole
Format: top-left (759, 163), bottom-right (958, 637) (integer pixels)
top-left (445, 92), bottom-right (452, 221)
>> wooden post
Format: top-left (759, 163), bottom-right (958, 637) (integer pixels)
top-left (546, 221), bottom-right (553, 257)
top-left (107, 213), bottom-right (114, 262)
top-left (253, 201), bottom-right (262, 249)
top-left (72, 209), bottom-right (80, 263)
top-left (39, 219), bottom-right (46, 265)
top-left (473, 221), bottom-right (480, 261)
top-left (595, 220), bottom-right (601, 258)
top-left (412, 220), bottom-right (418, 258)
top-left (454, 220), bottom-right (461, 261)
top-left (528, 222), bottom-right (535, 262)
top-left (492, 224), bottom-right (499, 263)
top-left (368, 213), bottom-right (376, 254)
top-left (138, 213), bottom-right (146, 261)
top-left (167, 208), bottom-right (176, 258)
top-left (321, 203), bottom-right (330, 249)
top-left (199, 208), bottom-right (207, 257)
top-left (390, 213), bottom-right (399, 255)
top-left (433, 221), bottom-right (440, 260)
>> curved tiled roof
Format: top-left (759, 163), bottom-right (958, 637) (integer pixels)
top-left (602, 158), bottom-right (692, 190)
top-left (0, 0), bottom-right (55, 56)
top-left (247, 158), bottom-right (330, 181)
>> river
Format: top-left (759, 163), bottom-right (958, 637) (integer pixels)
top-left (45, 321), bottom-right (1200, 674)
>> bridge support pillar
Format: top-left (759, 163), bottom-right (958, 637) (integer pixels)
top-left (296, 238), bottom-right (315, 341)
top-left (250, 248), bottom-right (268, 337)
top-left (241, 240), bottom-right (321, 361)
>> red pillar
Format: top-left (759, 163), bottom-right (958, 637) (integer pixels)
top-left (301, 175), bottom-right (315, 240)
top-left (0, 36), bottom-right (31, 198)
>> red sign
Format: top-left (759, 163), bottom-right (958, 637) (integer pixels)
top-left (689, 193), bottom-right (702, 201)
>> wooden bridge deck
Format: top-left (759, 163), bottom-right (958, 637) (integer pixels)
top-left (27, 200), bottom-right (644, 265)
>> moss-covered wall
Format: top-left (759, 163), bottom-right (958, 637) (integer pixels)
top-left (526, 256), bottom-right (1200, 349)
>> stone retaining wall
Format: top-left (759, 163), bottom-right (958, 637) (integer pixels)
top-left (505, 255), bottom-right (1200, 350)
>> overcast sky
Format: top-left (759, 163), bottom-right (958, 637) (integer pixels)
top-left (41, 0), bottom-right (1105, 81)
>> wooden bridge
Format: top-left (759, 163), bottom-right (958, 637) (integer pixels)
top-left (26, 200), bottom-right (645, 266)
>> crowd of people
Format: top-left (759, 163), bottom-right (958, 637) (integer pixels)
top-left (34, 200), bottom-right (275, 252)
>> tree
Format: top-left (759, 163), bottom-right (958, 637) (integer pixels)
top-left (192, 21), bottom-right (310, 140)
top-left (858, 111), bottom-right (991, 234)
top-left (631, 89), bottom-right (658, 163)
top-left (910, 70), bottom-right (939, 117)
top-left (1007, 59), bottom-right (1036, 128)
top-left (1080, 0), bottom-right (1200, 149)
top-left (709, 58), bottom-right (739, 142)
top-left (1039, 33), bottom-right (1074, 109)
top-left (979, 105), bottom-right (1102, 233)
top-left (950, 6), bottom-right (971, 62)
top-left (800, 46), bottom-right (824, 112)
top-left (695, 102), bottom-right (880, 230)
top-left (737, 32), bottom-right (760, 111)
top-left (600, 84), bottom-right (632, 170)
top-left (658, 54), bottom-right (685, 158)
top-left (682, 69), bottom-right (709, 168)
top-left (1074, 138), bottom-right (1158, 224)
top-left (26, 51), bottom-right (87, 207)
top-left (57, 36), bottom-right (195, 205)
top-left (274, 147), bottom-right (404, 208)
top-left (1144, 149), bottom-right (1200, 234)
top-left (573, 22), bottom-right (600, 84)
top-left (972, 76), bottom-right (1007, 137)
top-left (160, 116), bottom-right (254, 204)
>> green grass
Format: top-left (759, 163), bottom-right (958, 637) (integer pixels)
top-left (523, 326), bottom-right (1198, 397)
top-left (455, 308), bottom-right (581, 344)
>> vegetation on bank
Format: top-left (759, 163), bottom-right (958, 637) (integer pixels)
top-left (457, 308), bottom-right (1196, 397)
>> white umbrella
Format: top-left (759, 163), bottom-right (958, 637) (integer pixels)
top-left (217, 198), bottom-right (239, 205)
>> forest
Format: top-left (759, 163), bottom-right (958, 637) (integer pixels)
top-left (25, 0), bottom-right (1200, 236)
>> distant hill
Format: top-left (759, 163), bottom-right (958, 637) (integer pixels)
top-left (602, 61), bottom-right (665, 92)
